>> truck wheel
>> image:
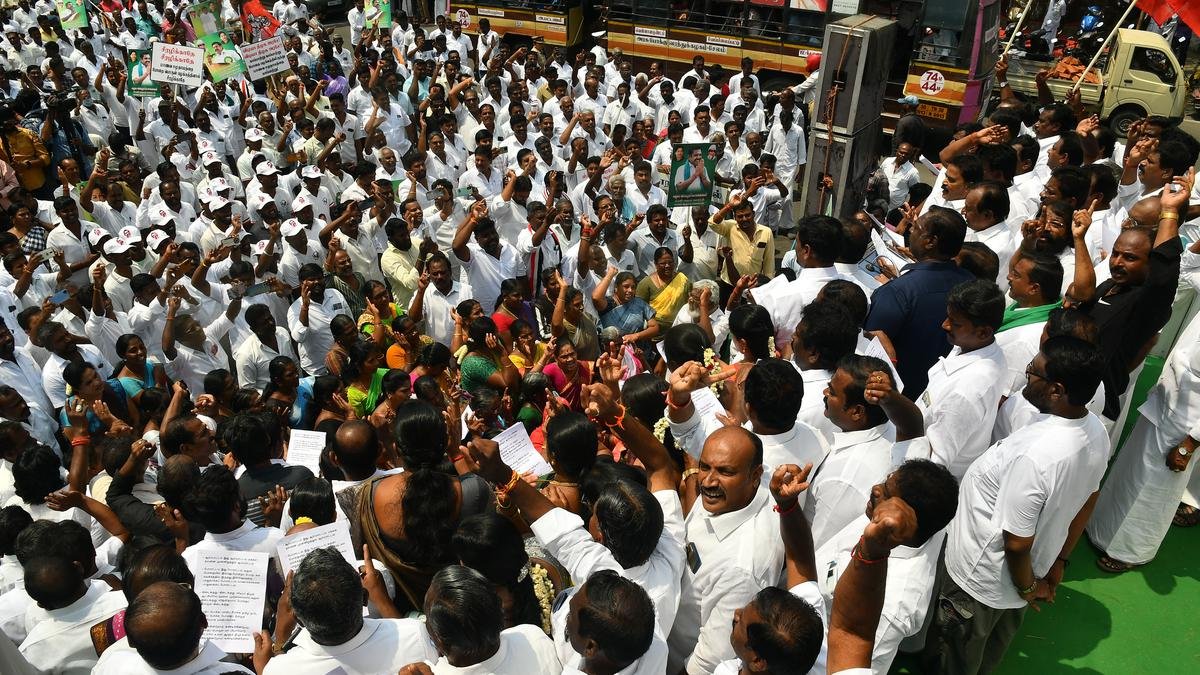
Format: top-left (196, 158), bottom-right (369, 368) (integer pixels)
top-left (1107, 107), bottom-right (1145, 139)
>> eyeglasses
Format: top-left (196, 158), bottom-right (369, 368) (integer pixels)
top-left (1024, 366), bottom-right (1047, 382)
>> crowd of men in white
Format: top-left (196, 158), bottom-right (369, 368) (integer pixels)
top-left (0, 2), bottom-right (1197, 675)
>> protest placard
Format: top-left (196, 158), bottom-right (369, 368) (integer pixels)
top-left (240, 36), bottom-right (290, 80)
top-left (151, 42), bottom-right (206, 88)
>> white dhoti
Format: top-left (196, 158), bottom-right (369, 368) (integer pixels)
top-left (1086, 415), bottom-right (1198, 565)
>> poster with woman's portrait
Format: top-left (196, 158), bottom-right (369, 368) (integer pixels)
top-left (667, 143), bottom-right (717, 208)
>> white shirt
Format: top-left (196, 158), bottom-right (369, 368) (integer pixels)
top-left (995, 320), bottom-right (1046, 396)
top-left (456, 242), bottom-right (519, 315)
top-left (966, 222), bottom-right (1018, 291)
top-left (234, 327), bottom-right (298, 392)
top-left (945, 411), bottom-right (1109, 609)
top-left (93, 638), bottom-right (254, 675)
top-left (18, 580), bottom-right (127, 675)
top-left (797, 368), bottom-right (837, 442)
top-left (165, 314), bottom-right (233, 398)
top-left (287, 289), bottom-right (351, 376)
top-left (181, 520), bottom-right (284, 572)
top-left (814, 518), bottom-right (944, 675)
top-left (804, 425), bottom-right (894, 550)
top-left (880, 157), bottom-right (920, 210)
top-left (910, 342), bottom-right (1008, 480)
top-left (432, 623), bottom-right (560, 674)
top-left (419, 282), bottom-right (468, 348)
top-left (531, 491), bottom-right (686, 637)
top-left (667, 487), bottom-right (784, 674)
top-left (753, 266), bottom-right (842, 348)
top-left (264, 618), bottom-right (438, 675)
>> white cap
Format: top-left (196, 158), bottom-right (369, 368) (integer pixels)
top-left (87, 227), bottom-right (109, 246)
top-left (245, 128), bottom-right (267, 142)
top-left (118, 226), bottom-right (140, 243)
top-left (103, 238), bottom-right (134, 255)
top-left (280, 218), bottom-right (305, 237)
top-left (291, 193), bottom-right (313, 211)
top-left (256, 161), bottom-right (279, 176)
top-left (197, 138), bottom-right (214, 154)
top-left (249, 192), bottom-right (274, 212)
top-left (252, 239), bottom-right (273, 256)
top-left (145, 229), bottom-right (172, 251)
top-left (151, 208), bottom-right (175, 226)
top-left (300, 165), bottom-right (322, 179)
top-left (202, 151), bottom-right (222, 166)
top-left (207, 194), bottom-right (231, 211)
top-left (209, 177), bottom-right (231, 192)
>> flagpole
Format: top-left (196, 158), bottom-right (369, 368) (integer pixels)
top-left (1072, 0), bottom-right (1140, 93)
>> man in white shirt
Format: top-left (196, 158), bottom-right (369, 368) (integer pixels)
top-left (180, 466), bottom-right (285, 573)
top-left (805, 355), bottom-right (926, 550)
top-left (408, 252), bottom-right (467, 348)
top-left (753, 214), bottom-right (845, 349)
top-left (38, 320), bottom-right (112, 409)
top-left (260, 549), bottom-right (437, 675)
top-left (19, 555), bottom-right (127, 673)
top-left (908, 279), bottom-right (1008, 479)
top-left (664, 422), bottom-right (785, 674)
top-left (963, 182), bottom-right (1018, 291)
top-left (93, 582), bottom-right (253, 675)
top-left (287, 265), bottom-right (351, 377)
top-left (924, 336), bottom-right (1110, 674)
top-left (788, 300), bottom-right (862, 441)
top-left (425, 565), bottom-right (561, 673)
top-left (234, 304), bottom-right (298, 393)
top-left (628, 204), bottom-right (683, 274)
top-left (716, 461), bottom-right (922, 675)
top-left (879, 143), bottom-right (921, 210)
top-left (451, 203), bottom-right (518, 314)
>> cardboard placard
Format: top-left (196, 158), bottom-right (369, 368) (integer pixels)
top-left (151, 42), bottom-right (206, 88)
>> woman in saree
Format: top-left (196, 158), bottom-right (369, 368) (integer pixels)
top-left (343, 340), bottom-right (391, 419)
top-left (458, 316), bottom-right (521, 396)
top-left (541, 338), bottom-right (594, 412)
top-left (636, 247), bottom-right (691, 331)
top-left (353, 401), bottom-right (492, 614)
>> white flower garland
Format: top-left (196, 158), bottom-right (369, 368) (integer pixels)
top-left (529, 563), bottom-right (555, 634)
top-left (653, 416), bottom-right (670, 443)
top-left (702, 348), bottom-right (722, 395)
top-left (768, 336), bottom-right (777, 358)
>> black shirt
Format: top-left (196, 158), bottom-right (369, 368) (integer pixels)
top-left (1082, 237), bottom-right (1182, 418)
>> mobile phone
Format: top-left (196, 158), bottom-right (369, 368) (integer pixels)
top-left (218, 236), bottom-right (241, 249)
top-left (243, 282), bottom-right (274, 297)
top-left (49, 289), bottom-right (70, 305)
top-left (455, 186), bottom-right (473, 199)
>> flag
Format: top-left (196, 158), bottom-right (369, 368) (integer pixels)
top-left (240, 0), bottom-right (280, 41)
top-left (1136, 0), bottom-right (1200, 34)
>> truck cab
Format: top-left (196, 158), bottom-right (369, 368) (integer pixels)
top-left (1102, 29), bottom-right (1188, 135)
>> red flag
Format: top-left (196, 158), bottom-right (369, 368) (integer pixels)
top-left (240, 0), bottom-right (281, 41)
top-left (1137, 0), bottom-right (1200, 34)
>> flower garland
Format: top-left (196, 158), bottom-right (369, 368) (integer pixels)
top-left (529, 563), bottom-right (555, 634)
top-left (653, 416), bottom-right (670, 443)
top-left (702, 348), bottom-right (722, 395)
top-left (768, 336), bottom-right (777, 359)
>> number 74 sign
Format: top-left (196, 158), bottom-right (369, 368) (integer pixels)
top-left (919, 69), bottom-right (945, 95)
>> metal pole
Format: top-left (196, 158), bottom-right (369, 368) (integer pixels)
top-left (1071, 0), bottom-right (1140, 93)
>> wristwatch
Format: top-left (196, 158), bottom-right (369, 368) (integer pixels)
top-left (1178, 446), bottom-right (1190, 457)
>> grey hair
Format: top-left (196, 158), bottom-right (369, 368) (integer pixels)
top-left (424, 565), bottom-right (502, 665)
top-left (290, 548), bottom-right (364, 644)
top-left (693, 279), bottom-right (719, 295)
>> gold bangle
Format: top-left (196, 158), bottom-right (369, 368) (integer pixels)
top-left (681, 468), bottom-right (700, 481)
top-left (1159, 211), bottom-right (1179, 221)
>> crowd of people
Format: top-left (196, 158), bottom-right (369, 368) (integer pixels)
top-left (0, 1), bottom-right (1198, 674)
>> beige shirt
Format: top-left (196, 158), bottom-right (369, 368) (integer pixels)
top-left (708, 217), bottom-right (775, 278)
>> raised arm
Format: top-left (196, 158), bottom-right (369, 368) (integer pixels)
top-left (770, 464), bottom-right (817, 588)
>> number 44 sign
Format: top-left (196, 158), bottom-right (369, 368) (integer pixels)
top-left (919, 69), bottom-right (945, 95)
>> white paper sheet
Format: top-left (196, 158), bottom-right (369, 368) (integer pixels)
top-left (276, 520), bottom-right (356, 575)
top-left (194, 549), bottom-right (269, 654)
top-left (495, 423), bottom-right (553, 476)
top-left (691, 385), bottom-right (728, 424)
top-left (862, 336), bottom-right (906, 394)
top-left (286, 429), bottom-right (326, 476)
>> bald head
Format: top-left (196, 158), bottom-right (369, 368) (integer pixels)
top-left (24, 555), bottom-right (87, 610)
top-left (332, 420), bottom-right (380, 479)
top-left (698, 426), bottom-right (763, 516)
top-left (1127, 196), bottom-right (1161, 229)
top-left (126, 581), bottom-right (206, 670)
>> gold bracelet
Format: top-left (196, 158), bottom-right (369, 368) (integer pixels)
top-left (1160, 211), bottom-right (1179, 221)
top-left (681, 467), bottom-right (700, 481)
